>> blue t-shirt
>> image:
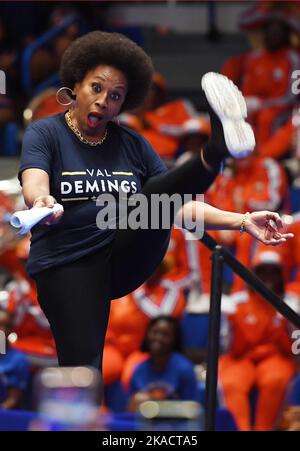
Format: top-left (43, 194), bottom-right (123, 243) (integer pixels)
top-left (0, 347), bottom-right (29, 403)
top-left (18, 113), bottom-right (167, 276)
top-left (129, 352), bottom-right (198, 401)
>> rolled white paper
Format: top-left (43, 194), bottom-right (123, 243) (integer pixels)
top-left (10, 203), bottom-right (64, 235)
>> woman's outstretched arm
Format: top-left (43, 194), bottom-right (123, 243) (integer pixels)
top-left (178, 201), bottom-right (294, 246)
top-left (22, 168), bottom-right (63, 224)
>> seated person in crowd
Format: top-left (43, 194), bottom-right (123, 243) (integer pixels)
top-left (127, 315), bottom-right (198, 412)
top-left (255, 115), bottom-right (294, 161)
top-left (219, 248), bottom-right (297, 431)
top-left (221, 1), bottom-right (266, 87)
top-left (5, 237), bottom-right (56, 367)
top-left (241, 14), bottom-right (299, 147)
top-left (175, 116), bottom-right (210, 166)
top-left (0, 192), bottom-right (24, 278)
top-left (0, 309), bottom-right (29, 409)
top-left (0, 16), bottom-right (18, 128)
top-left (30, 6), bottom-right (80, 85)
top-left (205, 150), bottom-right (288, 263)
top-left (118, 72), bottom-right (197, 163)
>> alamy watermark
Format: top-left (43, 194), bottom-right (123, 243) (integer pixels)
top-left (292, 71), bottom-right (300, 95)
top-left (0, 70), bottom-right (6, 95)
top-left (0, 330), bottom-right (6, 355)
top-left (95, 192), bottom-right (205, 240)
top-left (291, 330), bottom-right (300, 355)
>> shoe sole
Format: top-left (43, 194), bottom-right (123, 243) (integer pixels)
top-left (201, 72), bottom-right (256, 158)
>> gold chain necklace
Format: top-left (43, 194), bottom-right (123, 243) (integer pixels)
top-left (65, 110), bottom-right (108, 147)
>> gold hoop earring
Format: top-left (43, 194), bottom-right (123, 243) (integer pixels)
top-left (56, 87), bottom-right (76, 106)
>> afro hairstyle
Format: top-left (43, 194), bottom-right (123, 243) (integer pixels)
top-left (60, 31), bottom-right (154, 112)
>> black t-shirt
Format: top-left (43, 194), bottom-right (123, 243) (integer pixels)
top-left (18, 113), bottom-right (167, 276)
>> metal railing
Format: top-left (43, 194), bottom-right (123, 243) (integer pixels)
top-left (201, 232), bottom-right (300, 431)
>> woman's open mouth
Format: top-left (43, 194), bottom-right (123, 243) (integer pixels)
top-left (87, 112), bottom-right (104, 129)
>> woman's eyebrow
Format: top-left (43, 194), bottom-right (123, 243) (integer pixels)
top-left (93, 76), bottom-right (126, 89)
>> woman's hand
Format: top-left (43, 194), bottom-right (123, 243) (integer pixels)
top-left (33, 195), bottom-right (63, 226)
top-left (244, 211), bottom-right (293, 246)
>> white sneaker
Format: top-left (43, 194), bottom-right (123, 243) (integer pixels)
top-left (201, 72), bottom-right (256, 159)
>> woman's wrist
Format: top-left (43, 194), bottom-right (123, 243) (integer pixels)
top-left (200, 203), bottom-right (247, 231)
top-left (222, 211), bottom-right (247, 231)
top-left (239, 212), bottom-right (251, 235)
top-left (33, 195), bottom-right (57, 208)
top-left (226, 211), bottom-right (251, 233)
top-left (33, 195), bottom-right (56, 204)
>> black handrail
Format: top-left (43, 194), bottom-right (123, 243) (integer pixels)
top-left (204, 245), bottom-right (224, 431)
top-left (201, 232), bottom-right (300, 431)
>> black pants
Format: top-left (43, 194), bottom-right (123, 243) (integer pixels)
top-left (35, 153), bottom-right (219, 369)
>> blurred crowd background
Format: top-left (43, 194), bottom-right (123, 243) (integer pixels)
top-left (2, 0), bottom-right (300, 431)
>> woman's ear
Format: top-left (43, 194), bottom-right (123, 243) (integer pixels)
top-left (72, 81), bottom-right (80, 97)
top-left (71, 83), bottom-right (79, 101)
